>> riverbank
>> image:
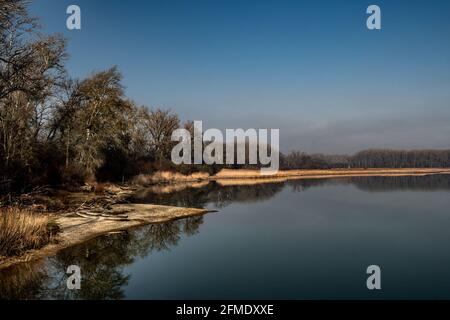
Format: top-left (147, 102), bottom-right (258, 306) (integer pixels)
top-left (2, 167), bottom-right (450, 270)
top-left (214, 168), bottom-right (450, 179)
top-left (132, 168), bottom-right (450, 185)
top-left (0, 203), bottom-right (209, 270)
top-left (211, 168), bottom-right (450, 186)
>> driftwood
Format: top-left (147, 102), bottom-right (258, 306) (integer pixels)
top-left (65, 191), bottom-right (133, 222)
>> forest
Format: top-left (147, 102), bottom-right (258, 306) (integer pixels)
top-left (280, 149), bottom-right (450, 170)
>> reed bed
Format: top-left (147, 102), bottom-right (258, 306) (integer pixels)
top-left (0, 208), bottom-right (56, 257)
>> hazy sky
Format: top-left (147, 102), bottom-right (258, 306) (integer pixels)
top-left (31, 0), bottom-right (450, 154)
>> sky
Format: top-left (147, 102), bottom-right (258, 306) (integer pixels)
top-left (31, 0), bottom-right (450, 154)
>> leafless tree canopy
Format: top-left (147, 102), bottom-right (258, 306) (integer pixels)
top-left (0, 0), bottom-right (188, 192)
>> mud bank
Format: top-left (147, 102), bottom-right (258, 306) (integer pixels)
top-left (0, 204), bottom-right (209, 270)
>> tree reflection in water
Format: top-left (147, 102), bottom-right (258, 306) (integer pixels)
top-left (133, 181), bottom-right (286, 209)
top-left (288, 175), bottom-right (450, 193)
top-left (133, 175), bottom-right (450, 211)
top-left (0, 262), bottom-right (49, 300)
top-left (0, 216), bottom-right (204, 300)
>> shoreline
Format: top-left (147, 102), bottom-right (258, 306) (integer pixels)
top-left (211, 168), bottom-right (450, 185)
top-left (0, 204), bottom-right (210, 271)
top-left (137, 168), bottom-right (450, 184)
top-left (2, 168), bottom-right (450, 271)
top-left (212, 168), bottom-right (450, 179)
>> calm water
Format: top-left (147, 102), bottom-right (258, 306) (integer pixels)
top-left (2, 175), bottom-right (450, 300)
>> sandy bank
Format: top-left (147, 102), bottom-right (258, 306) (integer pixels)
top-left (212, 168), bottom-right (450, 183)
top-left (0, 204), bottom-right (209, 270)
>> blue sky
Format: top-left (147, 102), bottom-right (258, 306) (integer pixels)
top-left (31, 0), bottom-right (450, 153)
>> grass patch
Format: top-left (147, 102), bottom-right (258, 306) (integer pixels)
top-left (0, 208), bottom-right (58, 258)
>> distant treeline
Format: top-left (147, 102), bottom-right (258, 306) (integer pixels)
top-left (1, 1), bottom-right (449, 194)
top-left (280, 149), bottom-right (450, 170)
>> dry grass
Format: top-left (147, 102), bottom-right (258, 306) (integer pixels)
top-left (129, 168), bottom-right (450, 186)
top-left (216, 177), bottom-right (289, 186)
top-left (128, 168), bottom-right (450, 186)
top-left (213, 168), bottom-right (450, 180)
top-left (132, 171), bottom-right (210, 185)
top-left (0, 208), bottom-right (57, 258)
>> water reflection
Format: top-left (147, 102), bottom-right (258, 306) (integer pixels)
top-left (0, 263), bottom-right (49, 300)
top-left (133, 174), bottom-right (450, 209)
top-left (348, 175), bottom-right (450, 192)
top-left (133, 181), bottom-right (286, 209)
top-left (0, 217), bottom-right (204, 300)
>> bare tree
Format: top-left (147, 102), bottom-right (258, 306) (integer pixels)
top-left (144, 109), bottom-right (180, 164)
top-left (0, 0), bottom-right (66, 188)
top-left (53, 68), bottom-right (130, 179)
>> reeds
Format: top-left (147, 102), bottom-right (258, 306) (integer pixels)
top-left (132, 171), bottom-right (210, 185)
top-left (0, 208), bottom-right (56, 257)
